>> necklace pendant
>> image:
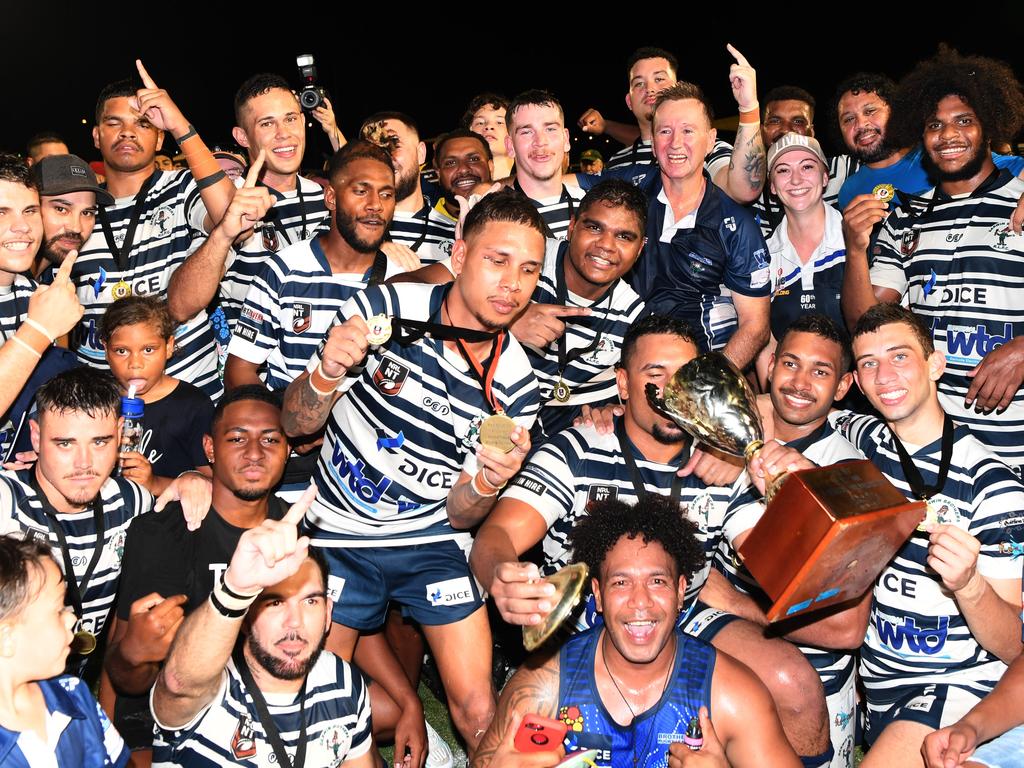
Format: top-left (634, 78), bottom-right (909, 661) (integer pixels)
top-left (552, 378), bottom-right (572, 403)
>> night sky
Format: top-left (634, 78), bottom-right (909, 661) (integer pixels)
top-left (4, 6), bottom-right (1021, 165)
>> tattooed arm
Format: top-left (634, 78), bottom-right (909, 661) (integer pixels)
top-left (713, 44), bottom-right (765, 204)
top-left (474, 649), bottom-right (561, 768)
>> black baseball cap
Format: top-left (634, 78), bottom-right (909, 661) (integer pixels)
top-left (32, 154), bottom-right (114, 205)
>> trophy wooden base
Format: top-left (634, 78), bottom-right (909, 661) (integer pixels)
top-left (738, 460), bottom-right (924, 622)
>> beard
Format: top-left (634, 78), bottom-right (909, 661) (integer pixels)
top-left (651, 420), bottom-right (685, 445)
top-left (335, 208), bottom-right (386, 254)
top-left (232, 484), bottom-right (272, 501)
top-left (922, 141), bottom-right (990, 184)
top-left (41, 232), bottom-right (83, 265)
top-left (849, 129), bottom-right (896, 164)
top-left (247, 630), bottom-right (323, 681)
top-left (395, 167), bottom-right (420, 203)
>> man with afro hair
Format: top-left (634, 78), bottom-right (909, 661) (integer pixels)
top-left (474, 494), bottom-right (799, 768)
top-left (842, 46), bottom-right (1024, 477)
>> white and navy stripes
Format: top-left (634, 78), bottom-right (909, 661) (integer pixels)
top-left (388, 203), bottom-right (456, 264)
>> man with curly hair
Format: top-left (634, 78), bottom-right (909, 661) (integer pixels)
top-left (474, 494), bottom-right (799, 768)
top-left (841, 47), bottom-right (1024, 476)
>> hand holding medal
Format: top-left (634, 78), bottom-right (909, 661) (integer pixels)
top-left (474, 415), bottom-right (531, 496)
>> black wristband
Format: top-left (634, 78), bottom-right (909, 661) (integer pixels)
top-left (195, 170), bottom-right (227, 190)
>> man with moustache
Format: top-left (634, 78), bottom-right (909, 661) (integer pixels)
top-left (32, 154), bottom-right (112, 272)
top-left (359, 112), bottom-right (455, 264)
top-left (433, 129), bottom-right (494, 224)
top-left (841, 49), bottom-right (1024, 476)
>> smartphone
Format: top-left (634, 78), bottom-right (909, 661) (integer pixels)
top-left (514, 714), bottom-right (569, 752)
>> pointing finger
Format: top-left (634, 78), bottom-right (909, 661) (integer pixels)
top-left (726, 43), bottom-right (750, 68)
top-left (283, 485), bottom-right (317, 526)
top-left (54, 248), bottom-right (79, 284)
top-left (135, 59), bottom-right (158, 89)
top-left (243, 149), bottom-right (265, 188)
top-left (553, 305), bottom-right (591, 318)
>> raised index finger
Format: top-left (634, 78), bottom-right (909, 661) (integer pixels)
top-left (726, 43), bottom-right (750, 68)
top-left (54, 248), bottom-right (79, 283)
top-left (135, 59), bottom-right (158, 89)
top-left (283, 485), bottom-right (317, 525)
top-left (553, 305), bottom-right (591, 318)
top-left (243, 149), bottom-right (265, 188)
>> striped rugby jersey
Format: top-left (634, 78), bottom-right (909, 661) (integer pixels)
top-left (304, 282), bottom-right (540, 545)
top-left (519, 183), bottom-right (586, 241)
top-left (227, 237), bottom-right (401, 391)
top-left (0, 470), bottom-right (152, 639)
top-left (525, 240), bottom-right (645, 437)
top-left (388, 202), bottom-right (455, 264)
top-left (501, 418), bottom-right (754, 611)
top-left (870, 170), bottom-right (1024, 474)
top-left (0, 275), bottom-right (36, 458)
top-left (833, 410), bottom-right (1024, 697)
top-left (219, 175), bottom-right (329, 326)
top-left (152, 652), bottom-right (371, 768)
top-left (69, 169), bottom-right (220, 397)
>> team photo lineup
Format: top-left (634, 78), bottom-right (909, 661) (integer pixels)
top-left (3, 36), bottom-right (1024, 768)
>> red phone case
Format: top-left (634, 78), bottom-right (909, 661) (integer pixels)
top-left (515, 714), bottom-right (569, 752)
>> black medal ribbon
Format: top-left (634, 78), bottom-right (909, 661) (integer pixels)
top-left (260, 182), bottom-right (310, 252)
top-left (366, 250), bottom-right (388, 287)
top-left (232, 646), bottom-right (308, 768)
top-left (614, 418), bottom-right (686, 506)
top-left (26, 473), bottom-right (105, 628)
top-left (888, 415), bottom-right (954, 500)
top-left (98, 172), bottom-right (158, 272)
top-left (384, 203), bottom-right (431, 253)
top-left (552, 246), bottom-right (616, 384)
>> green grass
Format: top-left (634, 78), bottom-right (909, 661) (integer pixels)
top-left (380, 681), bottom-right (468, 767)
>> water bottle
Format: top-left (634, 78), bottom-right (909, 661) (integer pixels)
top-left (119, 396), bottom-right (144, 474)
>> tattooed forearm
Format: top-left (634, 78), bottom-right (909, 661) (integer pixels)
top-left (474, 654), bottom-right (560, 767)
top-left (281, 372), bottom-right (337, 438)
top-left (720, 122), bottom-right (765, 203)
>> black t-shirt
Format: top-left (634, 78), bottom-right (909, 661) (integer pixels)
top-left (116, 496), bottom-right (286, 620)
top-left (138, 381), bottom-right (214, 479)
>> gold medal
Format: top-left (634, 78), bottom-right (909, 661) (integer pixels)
top-left (111, 279), bottom-right (132, 300)
top-left (365, 314), bottom-right (392, 346)
top-left (478, 412), bottom-right (516, 453)
top-left (873, 183), bottom-right (895, 202)
top-left (552, 378), bottom-right (572, 403)
top-left (71, 629), bottom-right (97, 656)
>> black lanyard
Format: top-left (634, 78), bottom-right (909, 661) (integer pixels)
top-left (233, 646), bottom-right (308, 768)
top-left (390, 286), bottom-right (497, 346)
top-left (889, 415), bottom-right (954, 500)
top-left (366, 251), bottom-right (388, 286)
top-left (553, 247), bottom-right (615, 377)
top-left (387, 203), bottom-right (431, 253)
top-left (614, 418), bottom-right (685, 506)
top-left (263, 182), bottom-right (309, 251)
top-left (98, 172), bottom-right (158, 272)
top-left (27, 473), bottom-right (105, 622)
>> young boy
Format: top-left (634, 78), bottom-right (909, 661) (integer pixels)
top-left (100, 296), bottom-right (213, 495)
top-left (0, 534), bottom-right (129, 767)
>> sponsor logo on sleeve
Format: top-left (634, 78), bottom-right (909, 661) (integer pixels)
top-left (511, 476), bottom-right (547, 496)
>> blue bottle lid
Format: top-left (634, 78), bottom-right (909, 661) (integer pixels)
top-left (120, 397), bottom-right (144, 419)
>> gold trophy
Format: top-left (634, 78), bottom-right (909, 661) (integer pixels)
top-left (522, 563), bottom-right (589, 651)
top-left (647, 352), bottom-right (924, 622)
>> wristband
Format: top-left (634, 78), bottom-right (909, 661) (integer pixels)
top-left (23, 317), bottom-right (54, 342)
top-left (309, 362), bottom-right (344, 396)
top-left (471, 471), bottom-right (499, 498)
top-left (11, 335), bottom-right (41, 359)
top-left (738, 103), bottom-right (760, 125)
top-left (195, 169), bottom-right (226, 191)
top-left (481, 466), bottom-right (507, 490)
top-left (209, 574), bottom-right (261, 619)
top-left (175, 124), bottom-right (198, 143)
top-left (176, 469), bottom-right (207, 480)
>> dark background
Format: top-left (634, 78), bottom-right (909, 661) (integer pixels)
top-left (4, 6), bottom-right (1021, 165)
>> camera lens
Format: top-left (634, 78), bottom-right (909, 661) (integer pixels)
top-left (530, 733), bottom-right (549, 746)
top-left (300, 89), bottom-right (322, 110)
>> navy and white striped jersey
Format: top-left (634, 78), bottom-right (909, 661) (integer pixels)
top-left (833, 410), bottom-right (1024, 696)
top-left (219, 175), bottom-right (329, 327)
top-left (227, 238), bottom-right (402, 391)
top-left (501, 418), bottom-right (753, 610)
top-left (0, 470), bottom-right (152, 638)
top-left (525, 240), bottom-right (645, 437)
top-left (388, 203), bottom-right (455, 264)
top-left (0, 276), bottom-right (36, 458)
top-left (152, 652), bottom-right (371, 768)
top-left (69, 169), bottom-right (220, 398)
top-left (765, 203), bottom-right (846, 340)
top-left (825, 154), bottom-right (857, 209)
top-left (305, 283), bottom-right (540, 545)
top-left (870, 171), bottom-right (1024, 474)
top-left (521, 183), bottom-right (587, 241)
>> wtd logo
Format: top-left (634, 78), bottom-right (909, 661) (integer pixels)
top-left (943, 322), bottom-right (1014, 364)
top-left (331, 440), bottom-right (392, 506)
top-left (875, 614), bottom-right (949, 655)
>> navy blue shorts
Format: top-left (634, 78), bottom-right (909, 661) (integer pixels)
top-left (864, 683), bottom-right (981, 745)
top-left (313, 538), bottom-right (485, 630)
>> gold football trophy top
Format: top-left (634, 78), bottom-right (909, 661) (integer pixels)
top-left (522, 563), bottom-right (589, 651)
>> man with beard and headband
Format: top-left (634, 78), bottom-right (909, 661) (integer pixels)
top-left (68, 63), bottom-right (234, 399)
top-left (475, 495), bottom-right (799, 768)
top-left (32, 154), bottom-right (112, 275)
top-left (834, 71), bottom-right (1024, 211)
top-left (841, 48), bottom-right (1024, 477)
top-left (103, 386), bottom-right (290, 757)
top-left (213, 74), bottom-right (331, 326)
top-left (224, 142), bottom-right (406, 499)
top-left (359, 112), bottom-right (455, 265)
top-left (150, 487), bottom-right (375, 767)
top-left (0, 371), bottom-right (150, 670)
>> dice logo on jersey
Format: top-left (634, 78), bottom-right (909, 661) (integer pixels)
top-left (874, 611), bottom-right (949, 655)
top-left (292, 302), bottom-right (312, 333)
top-left (317, 724), bottom-right (353, 768)
top-left (230, 714), bottom-right (257, 760)
top-left (988, 223), bottom-right (1016, 252)
top-left (372, 356), bottom-right (410, 397)
top-left (901, 228), bottom-right (921, 256)
top-left (587, 484), bottom-right (618, 504)
top-left (425, 577), bottom-right (474, 607)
